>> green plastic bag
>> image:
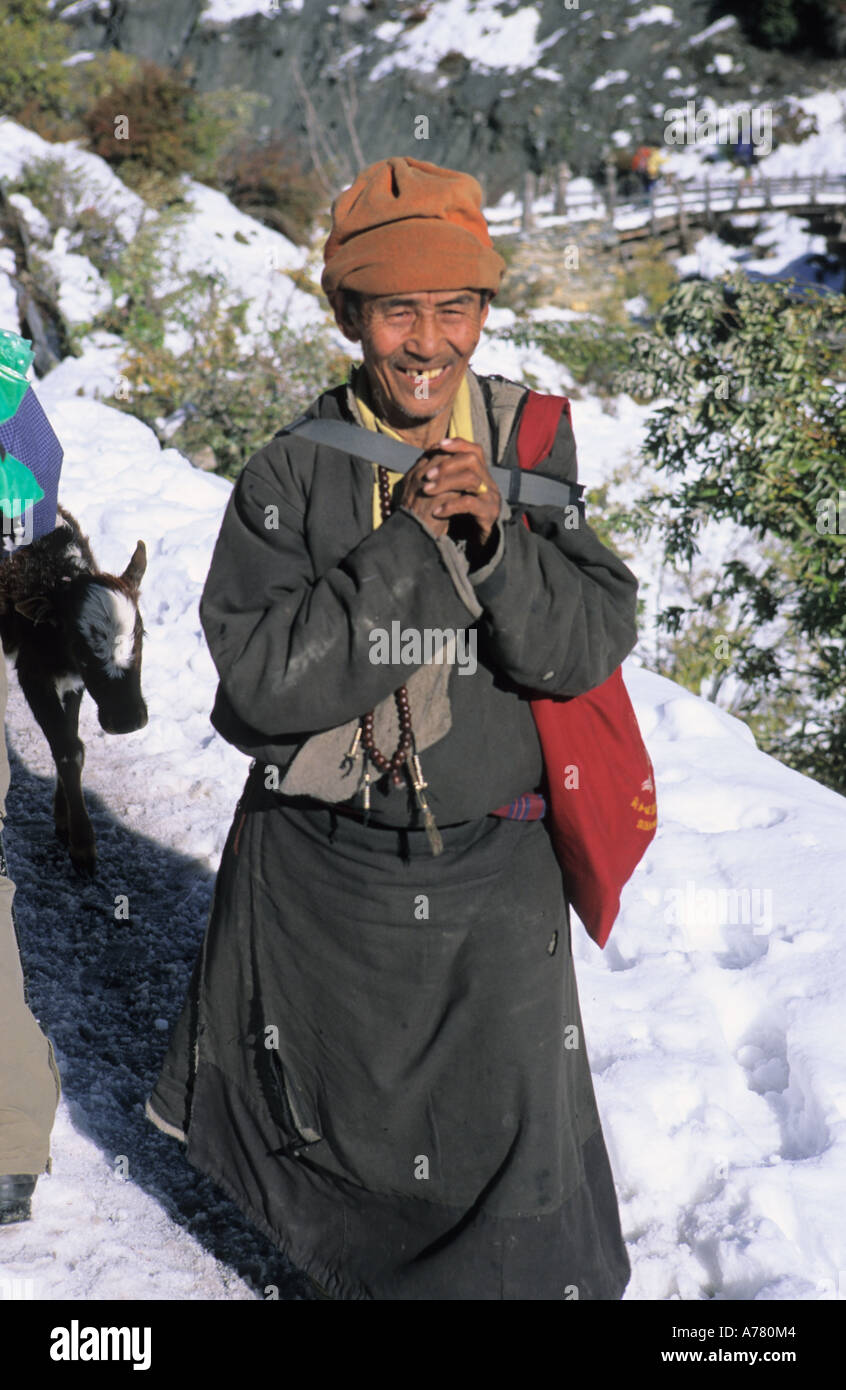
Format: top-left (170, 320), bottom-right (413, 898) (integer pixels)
top-left (0, 448), bottom-right (45, 515)
top-left (0, 328), bottom-right (35, 424)
top-left (0, 331), bottom-right (45, 511)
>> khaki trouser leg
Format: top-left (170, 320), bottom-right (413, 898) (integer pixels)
top-left (0, 655), bottom-right (61, 1176)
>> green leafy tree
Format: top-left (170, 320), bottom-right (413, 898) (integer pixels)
top-left (709, 0), bottom-right (846, 55)
top-left (622, 272), bottom-right (846, 793)
top-left (0, 0), bottom-right (73, 123)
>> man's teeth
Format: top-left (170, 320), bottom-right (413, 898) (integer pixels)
top-left (401, 365), bottom-right (447, 379)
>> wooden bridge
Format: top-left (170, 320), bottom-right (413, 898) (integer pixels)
top-left (501, 171), bottom-right (846, 264)
top-left (610, 172), bottom-right (846, 260)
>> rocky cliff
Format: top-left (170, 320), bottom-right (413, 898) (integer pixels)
top-left (53, 0), bottom-right (846, 198)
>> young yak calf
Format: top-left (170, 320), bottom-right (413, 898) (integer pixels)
top-left (0, 505), bottom-right (147, 874)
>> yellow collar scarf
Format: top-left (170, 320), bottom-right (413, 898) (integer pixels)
top-left (350, 364), bottom-right (473, 530)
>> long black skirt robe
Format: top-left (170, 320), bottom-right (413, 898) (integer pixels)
top-left (147, 370), bottom-right (639, 1300)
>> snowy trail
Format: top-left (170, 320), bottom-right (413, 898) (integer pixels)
top-left (1, 104), bottom-right (845, 1300)
top-left (0, 650), bottom-right (312, 1301)
top-left (0, 388), bottom-right (315, 1300)
top-left (0, 387), bottom-right (842, 1302)
top-left (586, 668), bottom-right (846, 1300)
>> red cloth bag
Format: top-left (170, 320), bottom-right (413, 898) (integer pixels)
top-left (516, 392), bottom-right (657, 947)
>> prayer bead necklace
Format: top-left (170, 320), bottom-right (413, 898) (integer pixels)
top-left (359, 467), bottom-right (412, 789)
top-left (355, 467), bottom-right (443, 854)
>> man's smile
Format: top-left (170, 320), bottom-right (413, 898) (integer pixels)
top-left (394, 363), bottom-right (451, 385)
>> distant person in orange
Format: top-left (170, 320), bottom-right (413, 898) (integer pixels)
top-left (632, 145), bottom-right (666, 197)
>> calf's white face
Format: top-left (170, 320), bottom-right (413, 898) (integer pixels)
top-left (77, 584), bottom-right (138, 679)
top-left (72, 579), bottom-right (147, 734)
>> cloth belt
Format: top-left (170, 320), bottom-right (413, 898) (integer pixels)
top-left (329, 791), bottom-right (547, 825)
top-left (257, 780), bottom-right (547, 826)
top-left (489, 792), bottom-right (547, 821)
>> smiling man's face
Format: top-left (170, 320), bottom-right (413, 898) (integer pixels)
top-left (338, 288), bottom-right (489, 445)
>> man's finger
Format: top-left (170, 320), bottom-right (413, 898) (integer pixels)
top-left (432, 436), bottom-right (481, 456)
top-left (432, 494), bottom-right (496, 520)
top-left (424, 439), bottom-right (486, 470)
top-left (423, 466), bottom-right (494, 495)
top-left (422, 454), bottom-right (495, 485)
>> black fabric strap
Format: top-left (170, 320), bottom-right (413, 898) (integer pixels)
top-left (279, 415), bottom-right (584, 515)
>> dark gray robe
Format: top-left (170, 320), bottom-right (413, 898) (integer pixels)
top-left (148, 370), bottom-right (638, 1299)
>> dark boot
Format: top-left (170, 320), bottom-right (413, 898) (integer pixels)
top-left (0, 1173), bottom-right (37, 1225)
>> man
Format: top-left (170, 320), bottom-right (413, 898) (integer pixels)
top-left (0, 655), bottom-right (61, 1224)
top-left (0, 329), bottom-right (64, 1225)
top-left (147, 156), bottom-right (638, 1300)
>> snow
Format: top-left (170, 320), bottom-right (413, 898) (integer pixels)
top-left (486, 174), bottom-right (606, 228)
top-left (369, 0), bottom-right (547, 80)
top-left (141, 179), bottom-right (321, 348)
top-left (0, 249), bottom-right (18, 328)
top-left (201, 0), bottom-right (277, 21)
top-left (688, 14), bottom-right (738, 46)
top-left (7, 193), bottom-right (53, 245)
top-left (484, 81), bottom-right (845, 236)
top-left (595, 664), bottom-right (846, 1300)
top-left (660, 88), bottom-right (846, 282)
top-left (0, 335), bottom-right (841, 1301)
top-left (0, 120), bottom-right (325, 355)
top-left (41, 230), bottom-right (112, 326)
top-left (0, 122), bottom-right (150, 249)
top-left (1, 93), bottom-right (846, 1306)
top-left (753, 91), bottom-right (846, 178)
top-left (626, 5), bottom-right (676, 31)
top-left (333, 43), bottom-right (365, 72)
top-left (52, 0), bottom-right (110, 17)
top-left (473, 305), bottom-right (579, 394)
top-left (0, 336), bottom-right (839, 1301)
top-left (590, 70), bottom-right (630, 92)
top-left (0, 380), bottom-right (306, 1298)
top-left (675, 212), bottom-right (831, 282)
top-left (0, 1107), bottom-right (255, 1299)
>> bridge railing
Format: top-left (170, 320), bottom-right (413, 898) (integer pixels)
top-left (616, 173), bottom-right (846, 225)
top-left (502, 171), bottom-right (846, 234)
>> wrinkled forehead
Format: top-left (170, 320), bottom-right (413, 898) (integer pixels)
top-left (366, 289), bottom-right (482, 309)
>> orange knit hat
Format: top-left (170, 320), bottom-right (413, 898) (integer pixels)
top-left (321, 156), bottom-right (506, 304)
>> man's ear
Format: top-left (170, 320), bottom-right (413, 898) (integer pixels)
top-left (332, 291), bottom-right (361, 344)
top-left (15, 595), bottom-right (58, 626)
